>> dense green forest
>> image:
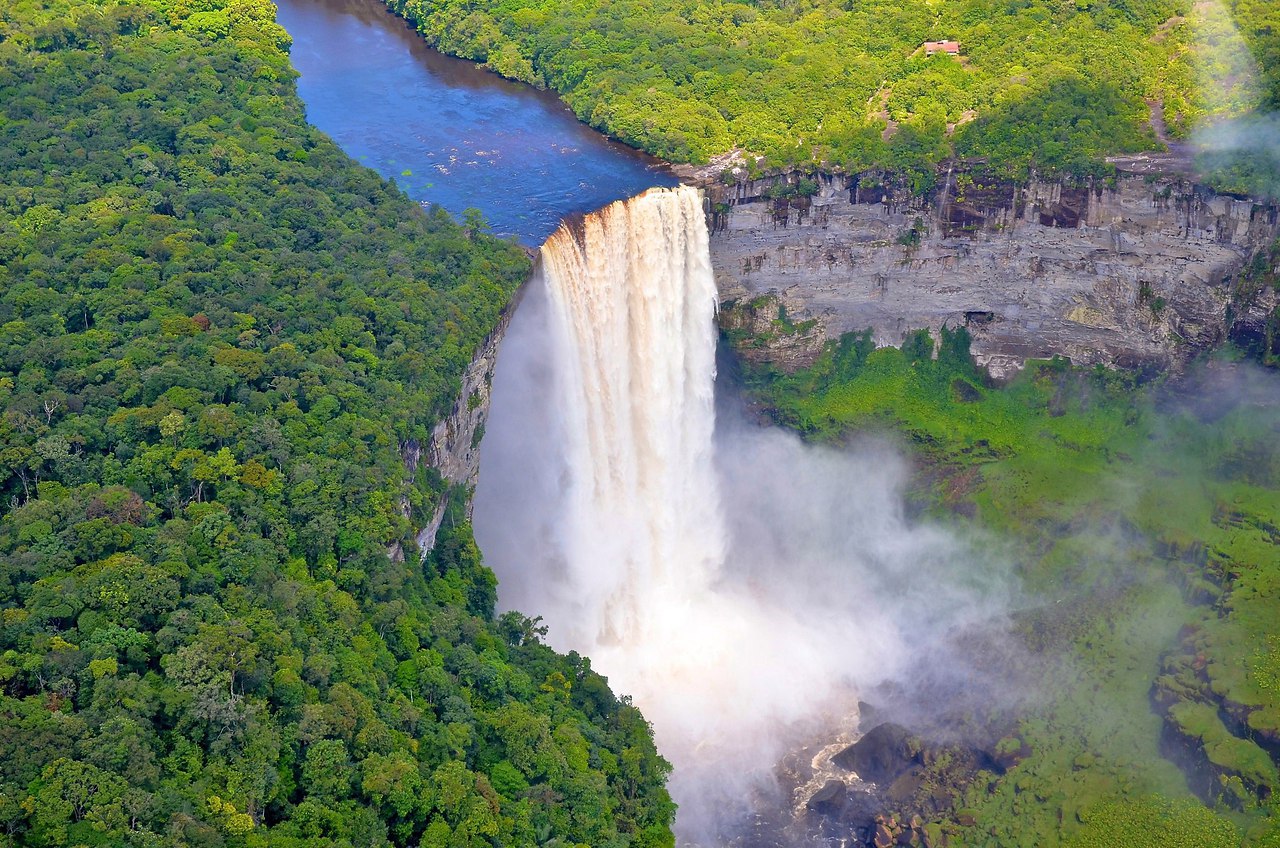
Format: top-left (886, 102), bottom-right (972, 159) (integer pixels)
top-left (0, 1), bottom-right (674, 846)
top-left (730, 313), bottom-right (1280, 846)
top-left (381, 0), bottom-right (1280, 178)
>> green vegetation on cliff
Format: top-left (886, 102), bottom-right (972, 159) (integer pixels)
top-left (381, 0), bottom-right (1278, 175)
top-left (0, 1), bottom-right (674, 845)
top-left (734, 323), bottom-right (1280, 846)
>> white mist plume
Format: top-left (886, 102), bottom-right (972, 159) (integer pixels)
top-left (1191, 111), bottom-right (1280, 199)
top-left (474, 186), bottom-right (1010, 843)
top-left (1181, 0), bottom-right (1280, 191)
top-left (1195, 113), bottom-right (1280, 157)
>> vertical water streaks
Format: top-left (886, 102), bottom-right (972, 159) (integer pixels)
top-left (476, 185), bottom-right (1010, 844)
top-left (538, 186), bottom-right (724, 648)
top-left (527, 186), bottom-right (843, 839)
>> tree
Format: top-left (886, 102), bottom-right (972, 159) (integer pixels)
top-left (28, 758), bottom-right (134, 846)
top-left (303, 739), bottom-right (354, 802)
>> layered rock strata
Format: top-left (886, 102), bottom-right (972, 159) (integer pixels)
top-left (705, 171), bottom-right (1279, 378)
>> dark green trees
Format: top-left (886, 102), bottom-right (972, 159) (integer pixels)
top-left (0, 0), bottom-right (674, 845)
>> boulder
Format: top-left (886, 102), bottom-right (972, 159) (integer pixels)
top-left (806, 779), bottom-right (848, 816)
top-left (833, 723), bottom-right (921, 785)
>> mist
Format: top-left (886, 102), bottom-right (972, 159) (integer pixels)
top-left (1193, 112), bottom-right (1280, 198)
top-left (1182, 0), bottom-right (1279, 198)
top-left (1195, 113), bottom-right (1280, 158)
top-left (472, 188), bottom-right (1017, 844)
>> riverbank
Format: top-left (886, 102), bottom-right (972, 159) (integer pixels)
top-left (373, 0), bottom-right (1256, 181)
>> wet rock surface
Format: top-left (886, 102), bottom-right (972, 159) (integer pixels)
top-left (416, 281), bottom-right (529, 552)
top-left (741, 622), bottom-right (1032, 848)
top-left (832, 723), bottom-right (921, 786)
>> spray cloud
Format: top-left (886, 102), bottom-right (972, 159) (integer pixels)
top-left (1179, 0), bottom-right (1280, 197)
top-left (473, 186), bottom-right (1012, 844)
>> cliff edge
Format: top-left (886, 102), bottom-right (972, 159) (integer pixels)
top-left (705, 170), bottom-right (1279, 378)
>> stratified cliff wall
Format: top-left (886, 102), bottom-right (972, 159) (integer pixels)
top-left (705, 171), bottom-right (1279, 378)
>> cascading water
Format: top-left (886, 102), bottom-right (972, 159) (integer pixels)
top-left (475, 184), bottom-right (1010, 844)
top-left (538, 185), bottom-right (725, 650)
top-left (479, 185), bottom-right (853, 840)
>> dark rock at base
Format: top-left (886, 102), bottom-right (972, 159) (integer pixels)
top-left (807, 779), bottom-right (848, 816)
top-left (794, 643), bottom-right (1025, 844)
top-left (886, 768), bottom-right (926, 806)
top-left (833, 723), bottom-right (921, 785)
top-left (807, 779), bottom-right (882, 828)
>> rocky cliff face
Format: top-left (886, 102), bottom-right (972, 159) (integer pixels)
top-left (408, 283), bottom-right (526, 556)
top-left (705, 171), bottom-right (1280, 378)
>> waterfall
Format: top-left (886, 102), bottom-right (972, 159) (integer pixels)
top-left (474, 183), bottom-right (1003, 844)
top-left (538, 185), bottom-right (725, 649)
top-left (494, 185), bottom-right (851, 840)
top-left (478, 184), bottom-right (866, 841)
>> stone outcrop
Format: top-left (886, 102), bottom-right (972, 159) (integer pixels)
top-left (412, 280), bottom-right (529, 555)
top-left (832, 723), bottom-right (921, 786)
top-left (797, 719), bottom-right (999, 848)
top-left (704, 170), bottom-right (1279, 378)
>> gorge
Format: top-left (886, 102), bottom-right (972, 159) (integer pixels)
top-left (273, 1), bottom-right (1280, 845)
top-left (3, 0), bottom-right (1276, 844)
top-left (2, 0), bottom-right (1269, 845)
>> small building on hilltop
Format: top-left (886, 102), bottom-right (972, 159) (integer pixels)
top-left (922, 40), bottom-right (961, 56)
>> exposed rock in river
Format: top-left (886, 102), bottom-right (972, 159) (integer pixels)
top-left (704, 170), bottom-right (1280, 378)
top-left (833, 723), bottom-right (921, 786)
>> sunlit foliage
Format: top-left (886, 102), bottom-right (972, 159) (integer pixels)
top-left (381, 0), bottom-right (1280, 175)
top-left (0, 0), bottom-right (675, 844)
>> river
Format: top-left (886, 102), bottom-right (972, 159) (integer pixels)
top-left (274, 0), bottom-right (677, 244)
